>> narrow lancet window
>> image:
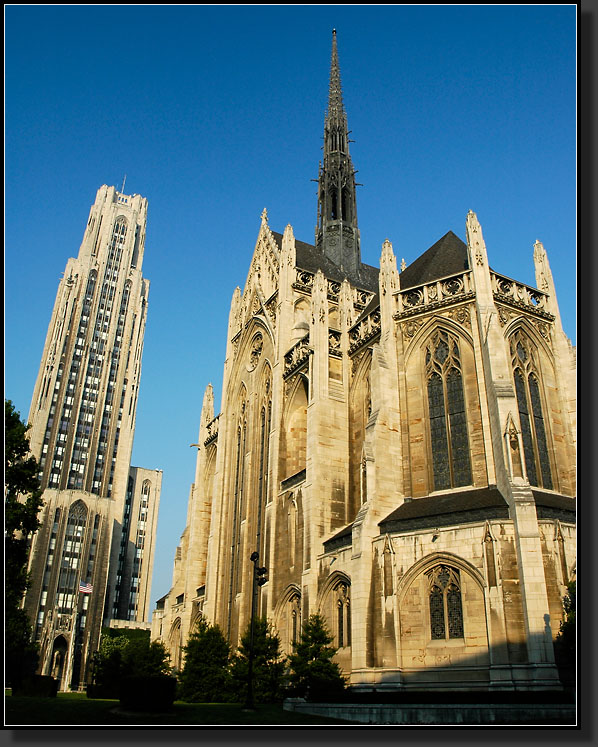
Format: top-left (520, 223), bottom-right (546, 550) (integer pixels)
top-left (510, 331), bottom-right (553, 489)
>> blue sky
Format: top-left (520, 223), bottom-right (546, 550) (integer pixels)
top-left (5, 5), bottom-right (576, 611)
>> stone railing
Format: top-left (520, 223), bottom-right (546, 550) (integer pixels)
top-left (395, 271), bottom-right (474, 318)
top-left (204, 415), bottom-right (220, 446)
top-left (292, 268), bottom-right (374, 311)
top-left (292, 269), bottom-right (315, 294)
top-left (349, 309), bottom-right (381, 355)
top-left (491, 272), bottom-right (553, 318)
top-left (353, 288), bottom-right (374, 309)
top-left (284, 334), bottom-right (311, 378)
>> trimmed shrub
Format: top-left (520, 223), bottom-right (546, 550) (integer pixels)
top-left (12, 675), bottom-right (58, 698)
top-left (118, 675), bottom-right (177, 712)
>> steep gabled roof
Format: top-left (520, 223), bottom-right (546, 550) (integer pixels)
top-left (399, 230), bottom-right (469, 290)
top-left (271, 231), bottom-right (380, 292)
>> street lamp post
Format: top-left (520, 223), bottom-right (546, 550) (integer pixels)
top-left (244, 551), bottom-right (267, 711)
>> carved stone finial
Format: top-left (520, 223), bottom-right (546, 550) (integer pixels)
top-left (261, 207), bottom-right (268, 223)
top-left (401, 258), bottom-right (407, 271)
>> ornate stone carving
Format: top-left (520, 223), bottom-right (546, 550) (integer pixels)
top-left (328, 280), bottom-right (341, 299)
top-left (204, 415), bottom-right (220, 446)
top-left (395, 271), bottom-right (475, 320)
top-left (491, 271), bottom-right (554, 320)
top-left (401, 318), bottom-right (424, 340)
top-left (446, 305), bottom-right (472, 329)
top-left (328, 329), bottom-right (342, 357)
top-left (247, 333), bottom-right (263, 371)
top-left (284, 335), bottom-right (311, 379)
top-left (497, 306), bottom-right (512, 326)
top-left (533, 319), bottom-right (551, 341)
top-left (265, 294), bottom-right (277, 331)
top-left (349, 310), bottom-right (381, 355)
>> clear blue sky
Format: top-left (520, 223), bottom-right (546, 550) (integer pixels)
top-left (5, 5), bottom-right (576, 612)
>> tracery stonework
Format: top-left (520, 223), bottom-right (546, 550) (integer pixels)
top-left (154, 30), bottom-right (575, 697)
top-left (248, 333), bottom-right (263, 371)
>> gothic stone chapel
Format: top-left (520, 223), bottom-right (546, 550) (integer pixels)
top-left (152, 31), bottom-right (576, 692)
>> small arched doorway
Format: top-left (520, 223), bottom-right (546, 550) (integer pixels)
top-left (50, 635), bottom-right (69, 690)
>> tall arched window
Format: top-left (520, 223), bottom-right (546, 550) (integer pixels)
top-left (510, 331), bottom-right (553, 489)
top-left (333, 581), bottom-right (351, 648)
top-left (341, 188), bottom-right (351, 221)
top-left (55, 501), bottom-right (88, 615)
top-left (425, 330), bottom-right (472, 490)
top-left (426, 565), bottom-right (464, 640)
top-left (329, 188), bottom-right (338, 220)
top-left (290, 593), bottom-right (301, 646)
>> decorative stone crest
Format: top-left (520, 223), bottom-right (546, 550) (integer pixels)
top-left (446, 305), bottom-right (472, 329)
top-left (401, 318), bottom-right (424, 340)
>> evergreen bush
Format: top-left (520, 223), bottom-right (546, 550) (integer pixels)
top-left (287, 613), bottom-right (346, 702)
top-left (229, 617), bottom-right (287, 703)
top-left (178, 618), bottom-right (234, 702)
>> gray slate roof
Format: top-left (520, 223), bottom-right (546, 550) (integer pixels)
top-left (399, 230), bottom-right (470, 290)
top-left (271, 231), bottom-right (380, 292)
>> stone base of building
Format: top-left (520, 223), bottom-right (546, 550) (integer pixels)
top-left (283, 699), bottom-right (576, 725)
top-left (348, 662), bottom-right (563, 692)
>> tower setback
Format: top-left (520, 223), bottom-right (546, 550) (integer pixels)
top-left (23, 185), bottom-right (161, 691)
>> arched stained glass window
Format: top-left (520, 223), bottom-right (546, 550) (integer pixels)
top-left (425, 330), bottom-right (472, 490)
top-left (510, 331), bottom-right (553, 489)
top-left (426, 565), bottom-right (464, 640)
top-left (333, 581), bottom-right (350, 648)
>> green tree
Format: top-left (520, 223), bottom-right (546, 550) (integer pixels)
top-left (287, 613), bottom-right (346, 702)
top-left (178, 617), bottom-right (234, 702)
top-left (229, 617), bottom-right (287, 703)
top-left (91, 630), bottom-right (171, 691)
top-left (122, 637), bottom-right (172, 677)
top-left (90, 635), bottom-right (130, 691)
top-left (5, 400), bottom-right (44, 687)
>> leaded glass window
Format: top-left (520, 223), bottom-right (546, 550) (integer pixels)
top-left (510, 331), bottom-right (553, 489)
top-left (334, 581), bottom-right (350, 648)
top-left (426, 565), bottom-right (464, 640)
top-left (425, 330), bottom-right (472, 490)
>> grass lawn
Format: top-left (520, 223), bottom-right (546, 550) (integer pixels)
top-left (5, 691), bottom-right (353, 726)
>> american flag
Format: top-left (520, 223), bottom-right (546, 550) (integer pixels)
top-left (79, 581), bottom-right (93, 594)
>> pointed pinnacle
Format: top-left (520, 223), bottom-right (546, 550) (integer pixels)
top-left (327, 28), bottom-right (344, 120)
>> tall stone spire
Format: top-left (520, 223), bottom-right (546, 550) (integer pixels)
top-left (316, 29), bottom-right (361, 276)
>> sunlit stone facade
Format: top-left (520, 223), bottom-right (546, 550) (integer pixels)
top-left (23, 185), bottom-right (161, 691)
top-left (154, 33), bottom-right (575, 692)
